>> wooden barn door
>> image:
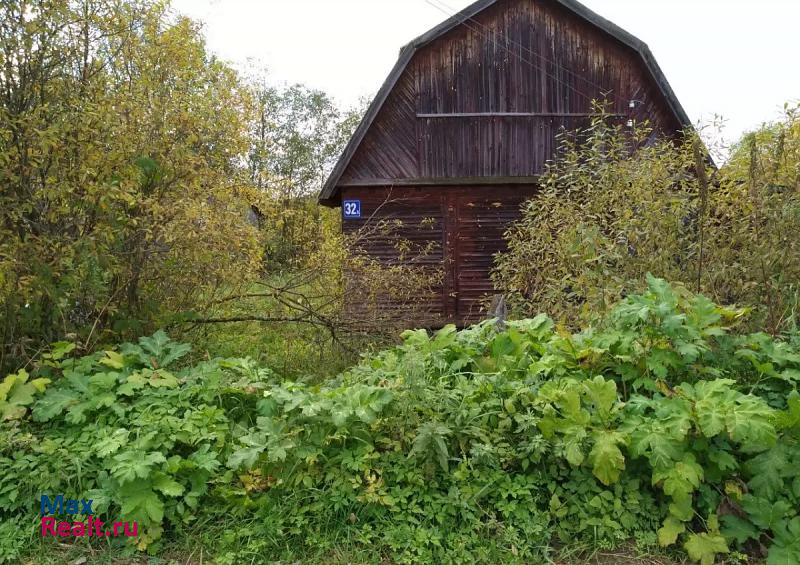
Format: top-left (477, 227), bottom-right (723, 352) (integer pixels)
top-left (443, 188), bottom-right (532, 324)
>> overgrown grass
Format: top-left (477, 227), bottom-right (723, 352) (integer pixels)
top-left (13, 532), bottom-right (748, 565)
top-left (176, 276), bottom-right (370, 380)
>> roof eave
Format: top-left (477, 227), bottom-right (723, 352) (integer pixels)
top-left (318, 45), bottom-right (416, 206)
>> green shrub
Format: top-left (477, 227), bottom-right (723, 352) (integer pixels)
top-left (494, 104), bottom-right (800, 335)
top-left (221, 276), bottom-right (799, 563)
top-left (0, 330), bottom-right (273, 552)
top-left (1, 278), bottom-right (799, 563)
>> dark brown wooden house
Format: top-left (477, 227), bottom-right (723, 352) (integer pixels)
top-left (319, 0), bottom-right (691, 326)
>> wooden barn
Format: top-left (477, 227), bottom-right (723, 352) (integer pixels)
top-left (319, 0), bottom-right (691, 326)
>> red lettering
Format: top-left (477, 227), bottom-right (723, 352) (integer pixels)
top-left (42, 515), bottom-right (137, 538)
top-left (41, 516), bottom-right (56, 536)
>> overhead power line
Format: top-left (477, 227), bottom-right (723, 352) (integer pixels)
top-left (423, 0), bottom-right (611, 106)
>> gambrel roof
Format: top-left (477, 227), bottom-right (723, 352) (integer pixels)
top-left (319, 0), bottom-right (691, 205)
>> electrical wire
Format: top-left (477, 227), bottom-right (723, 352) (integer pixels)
top-left (423, 0), bottom-right (611, 106)
top-left (427, 0), bottom-right (611, 94)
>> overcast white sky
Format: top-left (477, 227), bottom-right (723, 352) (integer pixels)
top-left (171, 0), bottom-right (799, 146)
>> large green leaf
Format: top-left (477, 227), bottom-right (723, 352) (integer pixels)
top-left (0, 370), bottom-right (50, 420)
top-left (742, 495), bottom-right (790, 531)
top-left (152, 473), bottom-right (185, 497)
top-left (582, 376), bottom-right (618, 419)
top-left (720, 514), bottom-right (759, 545)
top-left (654, 452), bottom-right (704, 500)
top-left (118, 480), bottom-right (165, 524)
top-left (657, 517), bottom-right (685, 547)
top-left (768, 518), bottom-right (800, 565)
top-left (589, 431), bottom-right (626, 485)
top-left (684, 533), bottom-right (728, 565)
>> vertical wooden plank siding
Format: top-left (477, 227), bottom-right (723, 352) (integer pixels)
top-left (341, 186), bottom-right (535, 325)
top-left (339, 0), bottom-right (681, 186)
top-left (331, 0), bottom-right (686, 326)
top-left (452, 188), bottom-right (534, 322)
top-left (340, 187), bottom-right (447, 325)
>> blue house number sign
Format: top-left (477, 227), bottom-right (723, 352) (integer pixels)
top-left (343, 200), bottom-right (361, 219)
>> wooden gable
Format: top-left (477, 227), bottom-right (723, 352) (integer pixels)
top-left (320, 0), bottom-right (690, 205)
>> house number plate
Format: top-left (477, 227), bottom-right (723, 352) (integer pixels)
top-left (342, 200), bottom-right (361, 219)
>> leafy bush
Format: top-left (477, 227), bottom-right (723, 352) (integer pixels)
top-left (217, 276), bottom-right (799, 564)
top-left (1, 278), bottom-right (799, 563)
top-left (0, 330), bottom-right (273, 553)
top-left (494, 104), bottom-right (800, 334)
top-left (0, 1), bottom-right (262, 374)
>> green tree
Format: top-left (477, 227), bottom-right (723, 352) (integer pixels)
top-left (245, 76), bottom-right (363, 268)
top-left (0, 0), bottom-right (261, 372)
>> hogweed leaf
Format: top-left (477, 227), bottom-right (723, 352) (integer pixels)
top-left (118, 480), bottom-right (164, 524)
top-left (721, 514), bottom-right (760, 545)
top-left (100, 351), bottom-right (126, 369)
top-left (589, 431), bottom-right (626, 485)
top-left (112, 451), bottom-right (168, 484)
top-left (32, 389), bottom-right (80, 422)
top-left (628, 422), bottom-right (684, 471)
top-left (0, 370), bottom-right (49, 421)
top-left (726, 396), bottom-right (777, 452)
top-left (684, 533), bottom-right (729, 565)
top-left (742, 495), bottom-right (790, 530)
top-left (768, 518), bottom-right (800, 565)
top-left (746, 444), bottom-right (791, 500)
top-left (152, 473), bottom-right (185, 497)
top-left (582, 375), bottom-right (618, 419)
top-left (658, 517), bottom-right (686, 547)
